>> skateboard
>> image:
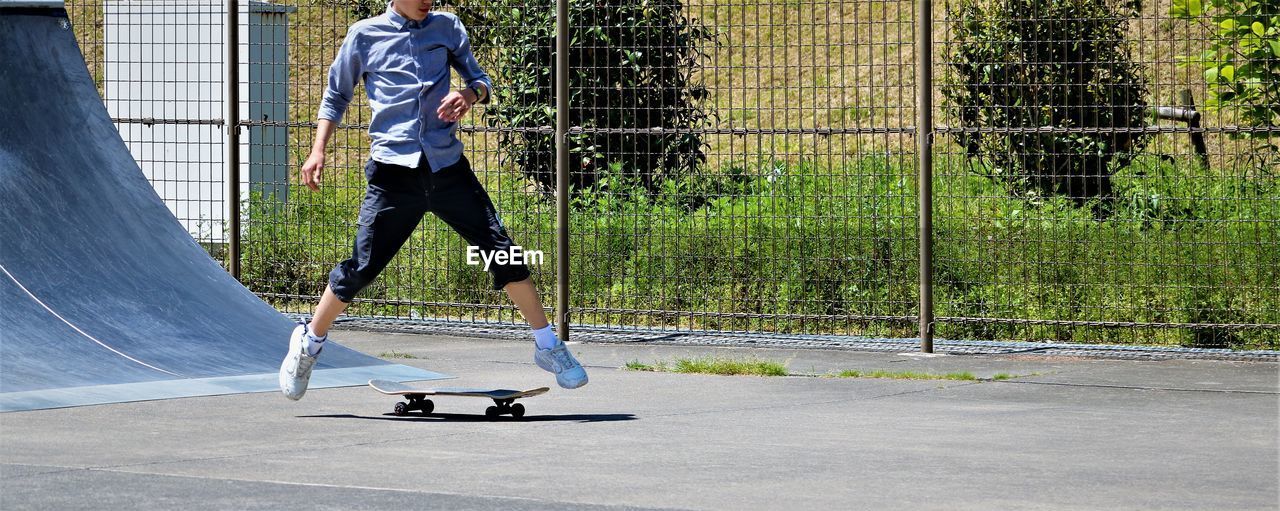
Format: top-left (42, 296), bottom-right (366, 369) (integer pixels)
top-left (368, 379), bottom-right (549, 418)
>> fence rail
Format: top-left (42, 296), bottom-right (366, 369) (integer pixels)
top-left (62, 0), bottom-right (1279, 350)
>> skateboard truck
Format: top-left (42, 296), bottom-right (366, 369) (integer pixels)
top-left (393, 395), bottom-right (434, 416)
top-left (483, 398), bottom-right (524, 419)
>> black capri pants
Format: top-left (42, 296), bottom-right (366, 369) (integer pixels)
top-left (328, 154), bottom-right (530, 302)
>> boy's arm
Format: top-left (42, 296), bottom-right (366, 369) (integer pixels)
top-left (301, 120), bottom-right (337, 191)
top-left (305, 30), bottom-right (362, 191)
top-left (317, 30), bottom-right (363, 123)
top-left (448, 15), bottom-right (492, 104)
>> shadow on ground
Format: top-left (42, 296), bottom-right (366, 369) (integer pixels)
top-left (300, 413), bottom-right (638, 423)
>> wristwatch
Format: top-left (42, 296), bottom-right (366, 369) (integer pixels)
top-left (467, 82), bottom-right (486, 103)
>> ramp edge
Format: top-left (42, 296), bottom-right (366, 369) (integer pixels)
top-left (0, 365), bottom-right (453, 412)
top-left (0, 1), bottom-right (64, 8)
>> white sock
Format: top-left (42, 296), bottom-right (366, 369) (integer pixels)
top-left (532, 324), bottom-right (559, 350)
top-left (305, 324), bottom-right (327, 356)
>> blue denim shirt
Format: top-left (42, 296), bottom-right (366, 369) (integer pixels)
top-left (317, 6), bottom-right (492, 171)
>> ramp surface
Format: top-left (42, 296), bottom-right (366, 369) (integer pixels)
top-left (0, 4), bottom-right (447, 411)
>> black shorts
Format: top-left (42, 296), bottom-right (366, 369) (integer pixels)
top-left (328, 154), bottom-right (531, 302)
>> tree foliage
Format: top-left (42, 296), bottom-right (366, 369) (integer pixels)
top-left (1171, 0), bottom-right (1280, 169)
top-left (943, 0), bottom-right (1153, 213)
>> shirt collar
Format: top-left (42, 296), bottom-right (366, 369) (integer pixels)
top-left (384, 2), bottom-right (435, 30)
top-left (385, 2), bottom-right (411, 30)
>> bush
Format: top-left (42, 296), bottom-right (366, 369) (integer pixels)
top-left (444, 0), bottom-right (715, 198)
top-left (943, 0), bottom-right (1153, 213)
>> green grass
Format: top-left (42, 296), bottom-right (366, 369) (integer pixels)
top-left (674, 357), bottom-right (789, 376)
top-left (627, 361), bottom-right (1029, 381)
top-left (834, 370), bottom-right (978, 381)
top-left (378, 351), bottom-right (418, 359)
top-left (624, 360), bottom-right (667, 372)
top-left (244, 153), bottom-right (1279, 350)
top-left (624, 357), bottom-right (789, 377)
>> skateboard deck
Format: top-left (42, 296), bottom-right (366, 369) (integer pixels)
top-left (368, 379), bottom-right (549, 418)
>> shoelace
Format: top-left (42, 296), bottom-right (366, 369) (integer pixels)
top-left (291, 347), bottom-right (318, 377)
top-left (550, 346), bottom-right (576, 372)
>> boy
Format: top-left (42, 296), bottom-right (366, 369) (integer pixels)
top-left (279, 0), bottom-right (586, 400)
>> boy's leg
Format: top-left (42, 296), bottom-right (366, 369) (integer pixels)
top-left (427, 156), bottom-right (586, 389)
top-left (503, 278), bottom-right (548, 329)
top-left (280, 159), bottom-right (430, 400)
top-left (425, 156), bottom-right (531, 293)
top-left (326, 159), bottom-right (432, 306)
top-left (309, 285), bottom-right (348, 338)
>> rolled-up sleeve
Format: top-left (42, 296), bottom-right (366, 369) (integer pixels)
top-left (449, 16), bottom-right (493, 104)
top-left (317, 30), bottom-right (363, 122)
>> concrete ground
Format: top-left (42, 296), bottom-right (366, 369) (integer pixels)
top-left (2, 330), bottom-right (1277, 510)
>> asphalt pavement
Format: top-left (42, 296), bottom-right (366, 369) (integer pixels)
top-left (2, 330), bottom-right (1276, 510)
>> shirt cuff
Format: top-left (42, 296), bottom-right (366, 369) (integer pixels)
top-left (317, 102), bottom-right (345, 123)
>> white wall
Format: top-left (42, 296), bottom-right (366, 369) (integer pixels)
top-left (104, 0), bottom-right (292, 243)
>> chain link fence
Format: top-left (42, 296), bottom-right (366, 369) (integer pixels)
top-left (62, 0), bottom-right (1278, 349)
top-left (933, 0), bottom-right (1279, 348)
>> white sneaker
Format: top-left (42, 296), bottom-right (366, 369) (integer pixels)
top-left (534, 341), bottom-right (588, 389)
top-left (279, 323), bottom-right (321, 400)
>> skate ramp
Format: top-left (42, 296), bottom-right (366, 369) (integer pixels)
top-left (0, 2), bottom-right (448, 411)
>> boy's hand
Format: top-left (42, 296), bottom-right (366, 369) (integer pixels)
top-left (436, 89), bottom-right (476, 123)
top-left (301, 151), bottom-right (325, 191)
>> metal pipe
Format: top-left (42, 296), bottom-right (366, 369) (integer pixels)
top-left (554, 0), bottom-right (570, 341)
top-left (224, 0), bottom-right (241, 279)
top-left (916, 0), bottom-right (934, 353)
top-left (1152, 106), bottom-right (1200, 123)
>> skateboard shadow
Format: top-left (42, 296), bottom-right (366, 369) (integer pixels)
top-left (300, 413), bottom-right (638, 423)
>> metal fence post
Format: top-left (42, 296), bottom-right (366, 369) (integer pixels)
top-left (554, 0), bottom-right (570, 341)
top-left (224, 0), bottom-right (241, 280)
top-left (916, 0), bottom-right (935, 353)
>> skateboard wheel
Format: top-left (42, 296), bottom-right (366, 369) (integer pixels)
top-left (393, 402), bottom-right (408, 416)
top-left (510, 403), bottom-right (525, 418)
top-left (485, 406), bottom-right (500, 418)
top-left (420, 399), bottom-right (434, 415)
